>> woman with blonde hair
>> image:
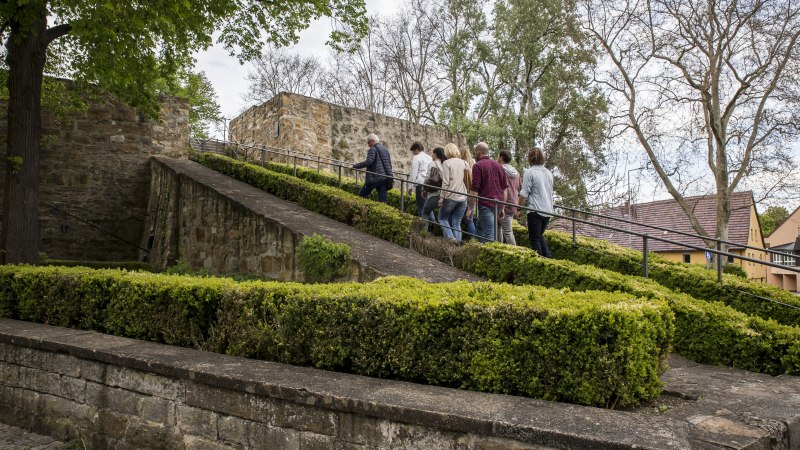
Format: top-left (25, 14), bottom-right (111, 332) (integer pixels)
top-left (437, 143), bottom-right (469, 241)
top-left (518, 147), bottom-right (554, 257)
top-left (459, 145), bottom-right (477, 238)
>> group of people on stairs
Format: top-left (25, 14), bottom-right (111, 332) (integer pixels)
top-left (352, 134), bottom-right (554, 258)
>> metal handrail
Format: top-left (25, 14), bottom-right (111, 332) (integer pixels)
top-left (191, 138), bottom-right (800, 282)
top-left (192, 137), bottom-right (412, 178)
top-left (556, 203), bottom-right (787, 262)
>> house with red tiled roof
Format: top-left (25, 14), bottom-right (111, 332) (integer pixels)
top-left (764, 206), bottom-right (800, 291)
top-left (553, 191), bottom-right (768, 282)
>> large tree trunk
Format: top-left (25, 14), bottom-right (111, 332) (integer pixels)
top-left (2, 12), bottom-right (48, 264)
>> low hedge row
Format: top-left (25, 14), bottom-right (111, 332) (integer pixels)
top-left (460, 243), bottom-right (800, 375)
top-left (537, 230), bottom-right (800, 327)
top-left (194, 153), bottom-right (800, 375)
top-left (249, 156), bottom-right (797, 328)
top-left (233, 155), bottom-right (418, 214)
top-left (193, 152), bottom-right (421, 246)
top-left (0, 264), bottom-right (672, 408)
top-left (41, 260), bottom-right (156, 272)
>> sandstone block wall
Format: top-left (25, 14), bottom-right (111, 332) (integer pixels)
top-left (0, 88), bottom-right (189, 262)
top-left (0, 320), bottom-right (563, 450)
top-left (144, 157), bottom-right (374, 281)
top-left (229, 93), bottom-right (466, 176)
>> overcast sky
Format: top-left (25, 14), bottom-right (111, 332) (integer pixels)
top-left (194, 0), bottom-right (399, 125)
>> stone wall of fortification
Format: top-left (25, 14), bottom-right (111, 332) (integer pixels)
top-left (0, 90), bottom-right (189, 262)
top-left (229, 93), bottom-right (465, 175)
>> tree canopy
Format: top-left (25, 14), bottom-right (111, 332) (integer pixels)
top-left (243, 0), bottom-right (609, 208)
top-left (583, 0), bottom-right (800, 250)
top-left (1, 0), bottom-right (367, 264)
top-left (760, 206), bottom-right (791, 237)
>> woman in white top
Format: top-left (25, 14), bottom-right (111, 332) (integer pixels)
top-left (518, 147), bottom-right (554, 257)
top-left (421, 147), bottom-right (447, 230)
top-left (437, 143), bottom-right (469, 241)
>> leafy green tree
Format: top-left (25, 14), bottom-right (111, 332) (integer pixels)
top-left (760, 206), bottom-right (790, 237)
top-left (161, 70), bottom-right (223, 140)
top-left (482, 0), bottom-right (607, 207)
top-left (1, 0), bottom-right (367, 264)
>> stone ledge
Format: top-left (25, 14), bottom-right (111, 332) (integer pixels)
top-left (152, 156), bottom-right (481, 283)
top-left (2, 319), bottom-right (799, 449)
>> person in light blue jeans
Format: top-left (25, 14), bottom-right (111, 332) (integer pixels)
top-left (438, 143), bottom-right (469, 241)
top-left (439, 198), bottom-right (468, 241)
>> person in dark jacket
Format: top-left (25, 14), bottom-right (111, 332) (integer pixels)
top-left (352, 133), bottom-right (393, 203)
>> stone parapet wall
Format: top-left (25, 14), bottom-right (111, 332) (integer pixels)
top-left (229, 93), bottom-right (465, 176)
top-left (143, 157), bottom-right (376, 281)
top-left (0, 88), bottom-right (189, 262)
top-left (0, 319), bottom-right (681, 450)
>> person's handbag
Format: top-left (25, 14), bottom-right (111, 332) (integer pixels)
top-left (423, 167), bottom-right (442, 192)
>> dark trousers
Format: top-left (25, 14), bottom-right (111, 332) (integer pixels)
top-left (415, 184), bottom-right (426, 216)
top-left (421, 193), bottom-right (439, 231)
top-left (527, 212), bottom-right (552, 258)
top-left (358, 180), bottom-right (389, 203)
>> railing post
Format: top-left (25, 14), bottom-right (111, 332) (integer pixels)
top-left (572, 209), bottom-right (577, 246)
top-left (317, 155), bottom-right (321, 174)
top-left (717, 241), bottom-right (723, 283)
top-left (293, 156), bottom-right (297, 177)
top-left (643, 234), bottom-right (649, 278)
top-left (494, 199), bottom-right (499, 242)
top-left (355, 170), bottom-right (359, 189)
top-left (338, 165), bottom-right (342, 188)
top-left (260, 149), bottom-right (265, 167)
top-left (400, 179), bottom-right (405, 211)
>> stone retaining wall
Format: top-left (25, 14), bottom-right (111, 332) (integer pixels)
top-left (229, 93), bottom-right (466, 175)
top-left (0, 86), bottom-right (189, 262)
top-left (143, 157), bottom-right (375, 281)
top-left (0, 319), bottom-right (693, 450)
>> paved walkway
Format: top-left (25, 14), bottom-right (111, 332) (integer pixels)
top-left (155, 156), bottom-right (481, 283)
top-left (0, 423), bottom-right (66, 449)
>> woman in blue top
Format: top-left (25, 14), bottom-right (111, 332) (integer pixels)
top-left (518, 147), bottom-right (554, 258)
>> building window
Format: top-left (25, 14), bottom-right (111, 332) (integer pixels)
top-left (683, 254), bottom-right (691, 264)
top-left (727, 254), bottom-right (734, 264)
top-left (772, 251), bottom-right (797, 267)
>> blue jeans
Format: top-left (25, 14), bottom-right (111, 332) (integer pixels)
top-left (421, 193), bottom-right (438, 230)
top-left (464, 209), bottom-right (477, 239)
top-left (527, 212), bottom-right (552, 258)
top-left (477, 205), bottom-right (496, 243)
top-left (358, 180), bottom-right (389, 203)
top-left (438, 199), bottom-right (467, 241)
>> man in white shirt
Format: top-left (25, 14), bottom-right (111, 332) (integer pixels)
top-left (408, 142), bottom-right (432, 217)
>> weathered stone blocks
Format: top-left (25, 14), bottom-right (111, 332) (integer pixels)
top-left (229, 93), bottom-right (466, 177)
top-left (0, 89), bottom-right (189, 262)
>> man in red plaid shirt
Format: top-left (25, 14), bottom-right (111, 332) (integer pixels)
top-left (469, 142), bottom-right (509, 243)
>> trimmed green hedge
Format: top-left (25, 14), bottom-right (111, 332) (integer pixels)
top-left (298, 234), bottom-right (352, 282)
top-left (232, 155), bottom-right (418, 214)
top-left (541, 230), bottom-right (800, 327)
top-left (193, 152), bottom-right (800, 375)
top-left (193, 152), bottom-right (421, 246)
top-left (41, 260), bottom-right (155, 272)
top-left (0, 265), bottom-right (672, 408)
top-left (461, 243), bottom-right (800, 375)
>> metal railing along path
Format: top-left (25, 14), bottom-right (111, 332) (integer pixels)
top-left (190, 137), bottom-right (800, 293)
